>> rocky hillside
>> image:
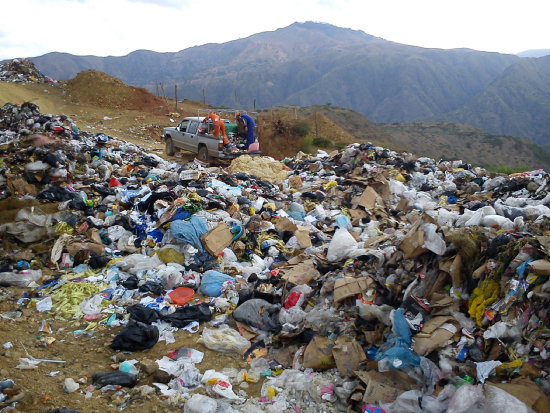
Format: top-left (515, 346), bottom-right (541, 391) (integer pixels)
top-left (29, 22), bottom-right (550, 147)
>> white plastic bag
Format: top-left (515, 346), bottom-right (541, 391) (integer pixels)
top-left (184, 394), bottom-right (217, 413)
top-left (420, 223), bottom-right (446, 255)
top-left (326, 228), bottom-right (357, 262)
top-left (199, 325), bottom-right (251, 354)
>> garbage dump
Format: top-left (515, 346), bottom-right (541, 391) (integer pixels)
top-left (0, 58), bottom-right (55, 83)
top-left (0, 101), bottom-right (550, 413)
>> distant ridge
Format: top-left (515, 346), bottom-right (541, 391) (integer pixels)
top-left (28, 21), bottom-right (549, 147)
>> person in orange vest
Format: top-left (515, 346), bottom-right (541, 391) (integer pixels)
top-left (202, 112), bottom-right (228, 145)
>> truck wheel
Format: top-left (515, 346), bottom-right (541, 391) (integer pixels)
top-left (197, 145), bottom-right (209, 162)
top-left (165, 137), bottom-right (175, 156)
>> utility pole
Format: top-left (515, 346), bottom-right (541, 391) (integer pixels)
top-left (315, 111), bottom-right (318, 138)
top-left (175, 85), bottom-right (178, 112)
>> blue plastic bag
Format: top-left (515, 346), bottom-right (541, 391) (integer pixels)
top-left (375, 308), bottom-right (420, 369)
top-left (200, 270), bottom-right (235, 297)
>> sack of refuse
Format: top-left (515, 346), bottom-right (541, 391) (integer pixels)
top-left (110, 319), bottom-right (159, 351)
top-left (200, 270), bottom-right (235, 297)
top-left (199, 325), bottom-right (251, 354)
top-left (326, 228), bottom-right (357, 262)
top-left (232, 298), bottom-right (282, 332)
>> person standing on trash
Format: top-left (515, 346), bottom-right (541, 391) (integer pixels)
top-left (202, 112), bottom-right (228, 145)
top-left (236, 112), bottom-right (256, 149)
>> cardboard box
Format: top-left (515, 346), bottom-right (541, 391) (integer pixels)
top-left (529, 259), bottom-right (550, 276)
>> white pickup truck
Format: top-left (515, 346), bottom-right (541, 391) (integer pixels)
top-left (163, 109), bottom-right (260, 162)
top-left (163, 116), bottom-right (230, 161)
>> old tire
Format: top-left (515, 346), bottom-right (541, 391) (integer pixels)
top-left (165, 137), bottom-right (175, 156)
top-left (197, 145), bottom-right (209, 162)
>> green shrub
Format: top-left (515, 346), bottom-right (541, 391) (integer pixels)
top-left (292, 120), bottom-right (311, 138)
top-left (301, 135), bottom-right (314, 154)
top-left (485, 163), bottom-right (529, 174)
top-left (334, 142), bottom-right (347, 151)
top-left (312, 137), bottom-right (333, 148)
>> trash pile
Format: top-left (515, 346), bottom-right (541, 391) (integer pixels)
top-left (0, 102), bottom-right (550, 413)
top-left (0, 59), bottom-right (55, 83)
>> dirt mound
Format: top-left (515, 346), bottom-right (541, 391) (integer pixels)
top-left (306, 112), bottom-right (354, 142)
top-left (66, 70), bottom-right (169, 114)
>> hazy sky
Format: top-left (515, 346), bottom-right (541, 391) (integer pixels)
top-left (1, 0), bottom-right (549, 60)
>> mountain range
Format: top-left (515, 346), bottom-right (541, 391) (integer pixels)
top-left (28, 21), bottom-right (550, 148)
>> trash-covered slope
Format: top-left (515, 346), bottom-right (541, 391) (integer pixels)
top-left (0, 101), bottom-right (549, 413)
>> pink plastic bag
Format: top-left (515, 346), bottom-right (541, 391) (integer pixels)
top-left (248, 141), bottom-right (260, 152)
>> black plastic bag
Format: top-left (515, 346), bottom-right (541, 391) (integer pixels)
top-left (88, 255), bottom-right (111, 270)
top-left (126, 304), bottom-right (159, 324)
top-left (111, 320), bottom-right (159, 351)
top-left (160, 303), bottom-right (212, 328)
top-left (121, 275), bottom-right (139, 289)
top-left (232, 298), bottom-right (281, 332)
top-left (92, 371), bottom-right (138, 388)
top-left (138, 281), bottom-right (163, 296)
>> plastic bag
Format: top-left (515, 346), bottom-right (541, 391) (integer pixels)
top-left (446, 383), bottom-right (531, 413)
top-left (279, 306), bottom-right (307, 327)
top-left (481, 214), bottom-right (515, 230)
top-left (110, 320), bottom-right (159, 351)
top-left (160, 302), bottom-right (212, 328)
top-left (199, 325), bottom-right (251, 354)
top-left (0, 269), bottom-right (42, 287)
top-left (92, 371), bottom-right (138, 388)
top-left (80, 294), bottom-right (103, 315)
top-left (326, 228), bottom-right (357, 262)
top-left (200, 270), bottom-right (235, 297)
top-left (126, 304), bottom-right (160, 324)
top-left (375, 308), bottom-right (420, 370)
top-left (184, 394), bottom-right (217, 413)
top-left (232, 298), bottom-right (281, 332)
top-left (420, 223), bottom-right (446, 255)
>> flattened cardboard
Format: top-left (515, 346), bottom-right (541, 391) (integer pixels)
top-left (280, 258), bottom-right (320, 285)
top-left (489, 378), bottom-right (550, 413)
top-left (235, 321), bottom-right (259, 341)
top-left (529, 259), bottom-right (550, 276)
top-left (349, 208), bottom-right (369, 225)
top-left (200, 222), bottom-right (234, 256)
top-left (7, 174), bottom-right (38, 196)
top-left (295, 227), bottom-right (312, 249)
top-left (398, 220), bottom-right (428, 259)
top-left (413, 321), bottom-right (457, 356)
top-left (355, 369), bottom-right (418, 404)
top-left (358, 187), bottom-right (381, 210)
top-left (288, 175), bottom-right (303, 189)
top-left (275, 217), bottom-right (298, 233)
top-left (370, 175), bottom-right (392, 203)
top-left (334, 276), bottom-right (374, 303)
top-left (303, 336), bottom-right (336, 370)
top-left (332, 336), bottom-right (367, 377)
